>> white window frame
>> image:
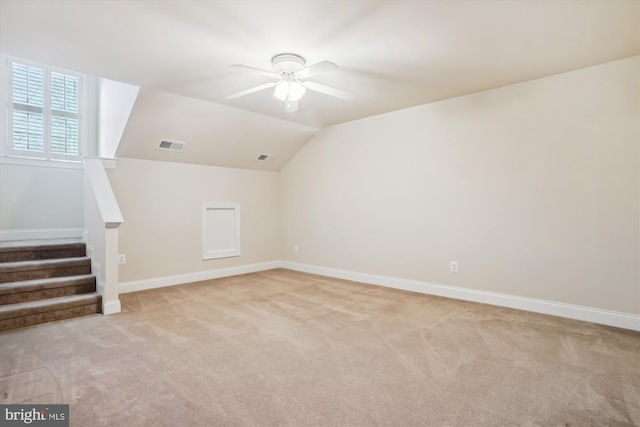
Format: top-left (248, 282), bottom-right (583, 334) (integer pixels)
top-left (1, 54), bottom-right (89, 163)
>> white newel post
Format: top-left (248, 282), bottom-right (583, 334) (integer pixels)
top-left (84, 157), bottom-right (124, 315)
top-left (102, 226), bottom-right (121, 314)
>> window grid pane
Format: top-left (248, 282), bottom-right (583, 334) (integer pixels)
top-left (12, 63), bottom-right (44, 107)
top-left (51, 72), bottom-right (79, 113)
top-left (13, 110), bottom-right (44, 151)
top-left (51, 116), bottom-right (79, 155)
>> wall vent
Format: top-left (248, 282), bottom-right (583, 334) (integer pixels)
top-left (256, 154), bottom-right (276, 162)
top-left (158, 140), bottom-right (186, 152)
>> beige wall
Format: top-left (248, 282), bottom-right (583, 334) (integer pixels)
top-left (107, 158), bottom-right (281, 283)
top-left (280, 57), bottom-right (639, 315)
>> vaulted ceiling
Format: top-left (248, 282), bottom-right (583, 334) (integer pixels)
top-left (1, 0), bottom-right (638, 171)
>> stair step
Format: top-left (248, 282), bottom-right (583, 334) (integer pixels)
top-left (0, 239), bottom-right (85, 263)
top-left (0, 257), bottom-right (91, 283)
top-left (0, 274), bottom-right (96, 305)
top-left (0, 292), bottom-right (101, 332)
top-left (0, 239), bottom-right (102, 332)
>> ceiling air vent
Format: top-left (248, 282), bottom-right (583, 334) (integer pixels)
top-left (158, 140), bottom-right (186, 152)
top-left (256, 154), bottom-right (276, 162)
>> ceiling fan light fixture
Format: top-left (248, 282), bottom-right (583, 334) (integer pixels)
top-left (227, 53), bottom-right (353, 112)
top-left (273, 78), bottom-right (306, 102)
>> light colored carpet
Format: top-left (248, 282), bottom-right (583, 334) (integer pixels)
top-left (1, 268), bottom-right (639, 426)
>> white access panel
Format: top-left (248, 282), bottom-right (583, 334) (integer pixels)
top-left (202, 202), bottom-right (241, 260)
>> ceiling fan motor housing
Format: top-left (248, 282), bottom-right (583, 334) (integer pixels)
top-left (272, 54), bottom-right (306, 73)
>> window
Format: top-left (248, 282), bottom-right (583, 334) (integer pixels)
top-left (6, 58), bottom-right (83, 161)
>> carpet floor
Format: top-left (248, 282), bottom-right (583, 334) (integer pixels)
top-left (1, 268), bottom-right (639, 426)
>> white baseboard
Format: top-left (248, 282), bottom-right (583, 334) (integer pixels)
top-left (281, 261), bottom-right (640, 332)
top-left (102, 299), bottom-right (121, 315)
top-left (0, 228), bottom-right (84, 241)
top-left (117, 261), bottom-right (281, 294)
top-left (113, 259), bottom-right (639, 331)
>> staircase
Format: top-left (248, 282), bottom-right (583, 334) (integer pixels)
top-left (0, 239), bottom-right (101, 332)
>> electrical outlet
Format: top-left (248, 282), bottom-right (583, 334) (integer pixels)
top-left (293, 244), bottom-right (299, 253)
top-left (118, 254), bottom-right (126, 264)
top-left (450, 261), bottom-right (458, 273)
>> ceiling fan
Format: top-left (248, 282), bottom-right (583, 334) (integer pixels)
top-left (225, 53), bottom-right (354, 112)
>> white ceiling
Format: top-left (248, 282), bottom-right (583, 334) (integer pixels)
top-left (0, 0), bottom-right (638, 170)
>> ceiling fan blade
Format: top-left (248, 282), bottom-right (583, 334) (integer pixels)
top-left (302, 81), bottom-right (354, 101)
top-left (296, 60), bottom-right (338, 79)
top-left (230, 64), bottom-right (280, 79)
top-left (225, 81), bottom-right (278, 99)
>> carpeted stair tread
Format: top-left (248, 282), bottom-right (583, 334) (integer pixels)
top-left (0, 238), bottom-right (82, 249)
top-left (0, 257), bottom-right (91, 283)
top-left (0, 292), bottom-right (101, 321)
top-left (0, 274), bottom-right (97, 305)
top-left (0, 274), bottom-right (96, 295)
top-left (0, 257), bottom-right (90, 272)
top-left (0, 240), bottom-right (85, 262)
